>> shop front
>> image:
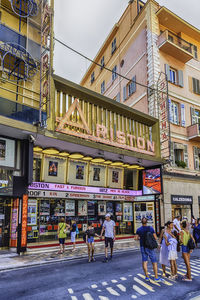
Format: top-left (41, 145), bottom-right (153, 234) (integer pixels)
top-left (171, 195), bottom-right (193, 222)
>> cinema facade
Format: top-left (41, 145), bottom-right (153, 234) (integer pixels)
top-left (20, 75), bottom-right (164, 249)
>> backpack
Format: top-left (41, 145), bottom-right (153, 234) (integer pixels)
top-left (144, 227), bottom-right (158, 250)
top-left (187, 237), bottom-right (195, 250)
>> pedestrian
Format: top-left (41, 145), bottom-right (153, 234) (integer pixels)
top-left (86, 221), bottom-right (99, 262)
top-left (57, 217), bottom-right (69, 254)
top-left (180, 220), bottom-right (196, 282)
top-left (173, 215), bottom-right (181, 233)
top-left (159, 221), bottom-right (171, 277)
top-left (193, 218), bottom-right (200, 247)
top-left (100, 213), bottom-right (116, 263)
top-left (135, 217), bottom-right (163, 282)
top-left (70, 220), bottom-right (77, 252)
top-left (167, 231), bottom-right (178, 279)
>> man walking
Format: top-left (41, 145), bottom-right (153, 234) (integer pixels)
top-left (100, 213), bottom-right (116, 263)
top-left (173, 215), bottom-right (181, 233)
top-left (135, 217), bottom-right (163, 282)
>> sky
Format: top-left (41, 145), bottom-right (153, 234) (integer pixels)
top-left (54, 0), bottom-right (200, 84)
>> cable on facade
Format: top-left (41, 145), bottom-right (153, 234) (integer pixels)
top-left (54, 37), bottom-right (156, 93)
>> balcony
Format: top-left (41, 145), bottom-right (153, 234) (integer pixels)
top-left (157, 30), bottom-right (194, 63)
top-left (187, 123), bottom-right (200, 141)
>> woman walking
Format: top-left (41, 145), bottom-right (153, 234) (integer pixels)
top-left (85, 221), bottom-right (99, 262)
top-left (58, 217), bottom-right (69, 254)
top-left (159, 221), bottom-right (171, 277)
top-left (180, 220), bottom-right (195, 282)
top-left (167, 231), bottom-right (178, 279)
top-left (70, 220), bottom-right (77, 252)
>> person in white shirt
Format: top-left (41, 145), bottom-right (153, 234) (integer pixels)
top-left (100, 213), bottom-right (116, 263)
top-left (173, 216), bottom-right (181, 233)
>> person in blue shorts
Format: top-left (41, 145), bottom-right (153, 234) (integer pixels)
top-left (135, 217), bottom-right (163, 282)
top-left (86, 221), bottom-right (99, 262)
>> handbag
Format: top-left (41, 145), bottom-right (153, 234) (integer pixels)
top-left (187, 237), bottom-right (195, 250)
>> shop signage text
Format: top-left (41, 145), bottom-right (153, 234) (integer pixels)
top-left (171, 195), bottom-right (193, 205)
top-left (21, 195), bottom-right (28, 248)
top-left (56, 99), bottom-right (155, 156)
top-left (134, 195), bottom-right (155, 202)
top-left (28, 190), bottom-right (135, 201)
top-left (28, 182), bottom-right (142, 196)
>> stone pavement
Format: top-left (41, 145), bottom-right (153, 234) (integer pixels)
top-left (0, 238), bottom-right (139, 271)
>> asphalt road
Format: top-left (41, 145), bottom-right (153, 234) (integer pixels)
top-left (0, 248), bottom-right (200, 300)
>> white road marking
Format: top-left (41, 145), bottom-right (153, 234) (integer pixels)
top-left (111, 279), bottom-right (118, 283)
top-left (133, 285), bottom-right (147, 295)
top-left (68, 288), bottom-right (74, 294)
top-left (99, 296), bottom-right (109, 300)
top-left (133, 277), bottom-right (154, 292)
top-left (97, 290), bottom-right (102, 292)
top-left (129, 275), bottom-right (133, 277)
top-left (120, 277), bottom-right (127, 281)
top-left (83, 293), bottom-right (94, 300)
top-left (106, 287), bottom-right (120, 296)
top-left (177, 267), bottom-right (198, 276)
top-left (137, 274), bottom-right (160, 286)
top-left (117, 284), bottom-right (126, 292)
top-left (102, 282), bottom-right (108, 286)
top-left (71, 297), bottom-right (78, 300)
top-left (91, 284), bottom-right (98, 289)
top-left (131, 296), bottom-right (137, 299)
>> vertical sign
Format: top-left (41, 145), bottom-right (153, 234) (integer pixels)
top-left (157, 72), bottom-right (170, 160)
top-left (40, 0), bottom-right (52, 125)
top-left (21, 195), bottom-right (28, 248)
top-left (10, 198), bottom-right (19, 247)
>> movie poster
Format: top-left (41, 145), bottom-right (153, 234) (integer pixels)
top-left (40, 200), bottom-right (50, 216)
top-left (65, 200), bottom-right (75, 216)
top-left (48, 161), bottom-right (58, 176)
top-left (27, 199), bottom-right (37, 225)
top-left (106, 202), bottom-right (113, 214)
top-left (98, 201), bottom-right (106, 216)
top-left (93, 168), bottom-right (100, 181)
top-left (142, 168), bottom-right (161, 195)
top-left (112, 171), bottom-right (119, 183)
top-left (78, 200), bottom-right (87, 216)
top-left (76, 165), bottom-right (84, 180)
top-left (134, 203), bottom-right (154, 231)
top-left (116, 203), bottom-right (122, 216)
top-left (0, 140), bottom-right (6, 161)
top-left (123, 202), bottom-right (133, 221)
top-left (88, 201), bottom-right (96, 215)
top-left (53, 200), bottom-right (65, 216)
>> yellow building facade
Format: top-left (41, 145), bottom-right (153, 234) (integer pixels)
top-left (81, 0), bottom-right (200, 223)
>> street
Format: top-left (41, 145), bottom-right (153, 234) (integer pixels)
top-left (0, 248), bottom-right (200, 300)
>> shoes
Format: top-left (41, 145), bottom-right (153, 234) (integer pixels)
top-left (168, 275), bottom-right (176, 280)
top-left (145, 277), bottom-right (150, 282)
top-left (91, 257), bottom-right (96, 262)
top-left (182, 277), bottom-right (192, 282)
top-left (88, 258), bottom-right (91, 263)
top-left (102, 258), bottom-right (108, 263)
top-left (154, 277), bottom-right (164, 282)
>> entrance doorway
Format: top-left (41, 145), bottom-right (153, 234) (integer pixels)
top-left (0, 198), bottom-right (11, 249)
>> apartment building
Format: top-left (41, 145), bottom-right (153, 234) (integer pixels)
top-left (81, 0), bottom-right (200, 223)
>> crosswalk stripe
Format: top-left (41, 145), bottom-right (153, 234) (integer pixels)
top-left (106, 287), bottom-right (120, 296)
top-left (83, 293), bottom-right (94, 300)
top-left (177, 267), bottom-right (199, 276)
top-left (133, 284), bottom-right (147, 295)
top-left (111, 280), bottom-right (118, 283)
top-left (91, 284), bottom-right (98, 289)
top-left (117, 284), bottom-right (126, 292)
top-left (133, 277), bottom-right (155, 292)
top-left (165, 267), bottom-right (185, 276)
top-left (120, 277), bottom-right (127, 281)
top-left (181, 263), bottom-right (200, 272)
top-left (99, 296), bottom-right (109, 300)
top-left (102, 282), bottom-right (108, 286)
top-left (137, 274), bottom-right (160, 286)
top-left (131, 295), bottom-right (137, 299)
top-left (158, 270), bottom-right (173, 285)
top-left (68, 288), bottom-right (74, 294)
top-left (71, 297), bottom-right (78, 300)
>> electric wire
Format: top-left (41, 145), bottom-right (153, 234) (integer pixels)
top-left (54, 37), bottom-right (156, 92)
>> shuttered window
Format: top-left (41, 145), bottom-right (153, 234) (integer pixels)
top-left (193, 146), bottom-right (200, 170)
top-left (165, 64), bottom-right (184, 87)
top-left (192, 78), bottom-right (200, 95)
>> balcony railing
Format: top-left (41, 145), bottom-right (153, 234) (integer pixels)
top-left (158, 30), bottom-right (194, 63)
top-left (187, 123), bottom-right (200, 141)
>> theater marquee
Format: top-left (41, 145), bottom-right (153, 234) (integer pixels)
top-left (56, 98), bottom-right (155, 156)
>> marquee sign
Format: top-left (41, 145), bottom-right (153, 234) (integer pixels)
top-left (56, 99), bottom-right (155, 156)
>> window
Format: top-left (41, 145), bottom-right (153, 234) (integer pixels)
top-left (112, 65), bottom-right (117, 81)
top-left (171, 142), bottom-right (188, 168)
top-left (165, 64), bottom-right (184, 87)
top-left (193, 45), bottom-right (198, 59)
top-left (101, 81), bottom-right (105, 94)
top-left (100, 56), bottom-right (104, 70)
top-left (128, 76), bottom-right (136, 97)
top-left (91, 72), bottom-right (95, 84)
top-left (115, 93), bottom-right (120, 102)
top-left (169, 100), bottom-right (179, 125)
top-left (194, 146), bottom-right (200, 170)
top-left (190, 107), bottom-right (200, 125)
top-left (111, 38), bottom-right (116, 55)
top-left (192, 78), bottom-right (200, 95)
top-left (169, 67), bottom-right (177, 84)
top-left (33, 157), bottom-right (41, 181)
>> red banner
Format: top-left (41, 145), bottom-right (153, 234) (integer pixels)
top-left (10, 198), bottom-right (19, 247)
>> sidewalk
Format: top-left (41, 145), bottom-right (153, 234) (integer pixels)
top-left (0, 238), bottom-right (139, 271)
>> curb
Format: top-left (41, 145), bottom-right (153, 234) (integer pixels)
top-left (0, 247), bottom-right (139, 273)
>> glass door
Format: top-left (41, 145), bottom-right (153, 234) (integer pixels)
top-left (0, 198), bottom-right (11, 248)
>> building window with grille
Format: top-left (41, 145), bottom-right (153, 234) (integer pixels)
top-left (101, 81), bottom-right (105, 94)
top-left (100, 56), bottom-right (105, 70)
top-left (111, 38), bottom-right (116, 55)
top-left (112, 65), bottom-right (117, 81)
top-left (91, 72), bottom-right (95, 84)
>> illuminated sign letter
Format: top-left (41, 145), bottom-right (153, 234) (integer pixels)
top-left (117, 131), bottom-right (126, 144)
top-left (137, 137), bottom-right (145, 150)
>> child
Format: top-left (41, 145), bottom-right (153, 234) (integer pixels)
top-left (167, 233), bottom-right (178, 279)
top-left (85, 221), bottom-right (99, 262)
